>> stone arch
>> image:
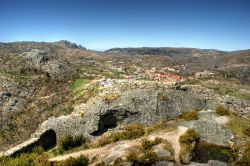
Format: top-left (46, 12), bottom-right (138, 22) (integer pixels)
top-left (37, 129), bottom-right (57, 151)
top-left (10, 129), bottom-right (57, 157)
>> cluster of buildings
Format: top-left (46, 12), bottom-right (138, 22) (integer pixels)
top-left (129, 66), bottom-right (186, 83)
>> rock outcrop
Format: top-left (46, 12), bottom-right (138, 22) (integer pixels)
top-left (182, 85), bottom-right (250, 117)
top-left (180, 111), bottom-right (232, 146)
top-left (2, 87), bottom-right (209, 157)
top-left (54, 40), bottom-right (86, 50)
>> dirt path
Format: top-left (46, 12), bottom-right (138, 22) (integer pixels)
top-left (49, 126), bottom-right (188, 165)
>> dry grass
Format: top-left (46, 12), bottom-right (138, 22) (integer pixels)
top-left (179, 110), bottom-right (199, 121)
top-left (104, 94), bottom-right (121, 104)
top-left (95, 124), bottom-right (145, 147)
top-left (216, 105), bottom-right (231, 116)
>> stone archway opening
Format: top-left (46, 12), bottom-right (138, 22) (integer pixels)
top-left (91, 109), bottom-right (118, 136)
top-left (37, 129), bottom-right (57, 151)
top-left (10, 129), bottom-right (57, 157)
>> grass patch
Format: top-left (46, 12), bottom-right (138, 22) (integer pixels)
top-left (0, 147), bottom-right (89, 166)
top-left (141, 138), bottom-right (162, 152)
top-left (126, 137), bottom-right (172, 165)
top-left (59, 135), bottom-right (86, 151)
top-left (0, 147), bottom-right (50, 166)
top-left (72, 83), bottom-right (103, 103)
top-left (226, 115), bottom-right (249, 139)
top-left (70, 79), bottom-right (90, 92)
top-left (215, 105), bottom-right (231, 116)
top-left (209, 83), bottom-right (250, 101)
top-left (95, 124), bottom-right (145, 147)
top-left (179, 110), bottom-right (199, 121)
top-left (127, 149), bottom-right (159, 165)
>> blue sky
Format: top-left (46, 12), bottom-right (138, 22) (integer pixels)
top-left (0, 0), bottom-right (250, 51)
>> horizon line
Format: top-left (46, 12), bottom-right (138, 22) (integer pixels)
top-left (1, 40), bottom-right (249, 52)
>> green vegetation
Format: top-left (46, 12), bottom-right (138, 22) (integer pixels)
top-left (0, 147), bottom-right (89, 166)
top-left (95, 124), bottom-right (145, 147)
top-left (59, 135), bottom-right (86, 150)
top-left (70, 79), bottom-right (90, 93)
top-left (179, 129), bottom-right (200, 164)
top-left (208, 82), bottom-right (250, 101)
top-left (72, 83), bottom-right (103, 103)
top-left (215, 105), bottom-right (231, 116)
top-left (179, 110), bottom-right (199, 121)
top-left (0, 147), bottom-right (50, 166)
top-left (55, 155), bottom-right (89, 166)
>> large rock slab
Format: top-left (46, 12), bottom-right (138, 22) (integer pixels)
top-left (180, 111), bottom-right (232, 146)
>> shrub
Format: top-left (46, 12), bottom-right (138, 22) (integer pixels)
top-left (141, 138), bottom-right (162, 152)
top-left (126, 138), bottom-right (167, 165)
top-left (56, 155), bottom-right (89, 166)
top-left (59, 135), bottom-right (86, 150)
top-left (123, 124), bottom-right (145, 139)
top-left (216, 105), bottom-right (231, 116)
top-left (127, 149), bottom-right (159, 165)
top-left (179, 110), bottom-right (198, 121)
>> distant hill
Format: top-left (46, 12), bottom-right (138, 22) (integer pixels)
top-left (105, 47), bottom-right (226, 57)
